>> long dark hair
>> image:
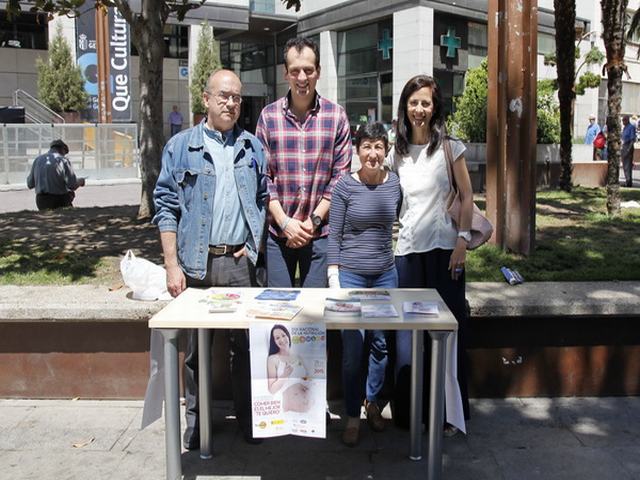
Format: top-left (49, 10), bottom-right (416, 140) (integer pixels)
top-left (268, 324), bottom-right (291, 355)
top-left (395, 74), bottom-right (445, 157)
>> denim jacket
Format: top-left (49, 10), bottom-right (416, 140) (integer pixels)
top-left (153, 120), bottom-right (268, 279)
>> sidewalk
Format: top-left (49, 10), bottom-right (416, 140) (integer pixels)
top-left (1, 397), bottom-right (638, 480)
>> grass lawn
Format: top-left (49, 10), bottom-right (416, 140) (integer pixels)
top-left (466, 186), bottom-right (640, 281)
top-left (0, 187), bottom-right (638, 285)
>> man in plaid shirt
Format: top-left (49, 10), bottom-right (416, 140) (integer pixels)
top-left (256, 37), bottom-right (352, 287)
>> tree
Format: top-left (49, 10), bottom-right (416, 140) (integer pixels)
top-left (546, 3), bottom-right (605, 191)
top-left (36, 23), bottom-right (88, 113)
top-left (552, 0), bottom-right (577, 192)
top-left (448, 59), bottom-right (559, 145)
top-left (5, 0), bottom-right (302, 219)
top-left (601, 0), bottom-right (629, 216)
top-left (190, 23), bottom-right (221, 116)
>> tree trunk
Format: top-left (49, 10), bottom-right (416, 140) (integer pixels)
top-left (554, 0), bottom-right (576, 191)
top-left (601, 0), bottom-right (629, 216)
top-left (125, 0), bottom-right (166, 220)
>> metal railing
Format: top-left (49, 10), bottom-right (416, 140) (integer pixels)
top-left (1, 123), bottom-right (140, 185)
top-left (12, 89), bottom-right (65, 125)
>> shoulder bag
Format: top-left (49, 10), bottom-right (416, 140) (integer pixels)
top-left (443, 137), bottom-right (493, 250)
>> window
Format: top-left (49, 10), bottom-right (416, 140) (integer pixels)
top-left (0, 12), bottom-right (48, 50)
top-left (468, 22), bottom-right (487, 69)
top-left (538, 33), bottom-right (556, 55)
top-left (130, 24), bottom-right (188, 59)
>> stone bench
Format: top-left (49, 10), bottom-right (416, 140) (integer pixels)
top-left (1, 282), bottom-right (639, 399)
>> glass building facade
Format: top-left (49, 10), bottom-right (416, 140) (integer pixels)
top-left (337, 19), bottom-right (393, 133)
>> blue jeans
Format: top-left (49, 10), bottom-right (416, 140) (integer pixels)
top-left (339, 267), bottom-right (397, 417)
top-left (266, 233), bottom-right (328, 287)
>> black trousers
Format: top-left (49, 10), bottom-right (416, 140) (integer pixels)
top-left (35, 192), bottom-right (74, 211)
top-left (183, 253), bottom-right (258, 445)
top-left (392, 249), bottom-right (471, 428)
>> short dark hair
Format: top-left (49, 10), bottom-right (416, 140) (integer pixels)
top-left (354, 122), bottom-right (389, 151)
top-left (50, 139), bottom-right (69, 155)
top-left (283, 37), bottom-right (320, 70)
top-left (268, 324), bottom-right (291, 356)
top-left (395, 74), bottom-right (445, 156)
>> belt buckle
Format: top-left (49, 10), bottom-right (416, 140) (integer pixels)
top-left (210, 245), bottom-right (228, 255)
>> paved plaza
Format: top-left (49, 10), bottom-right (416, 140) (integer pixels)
top-left (1, 397), bottom-right (639, 480)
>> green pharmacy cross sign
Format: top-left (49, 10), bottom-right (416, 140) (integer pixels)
top-left (377, 29), bottom-right (393, 60)
top-left (440, 27), bottom-right (461, 58)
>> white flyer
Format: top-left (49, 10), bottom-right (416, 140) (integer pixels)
top-left (249, 322), bottom-right (327, 438)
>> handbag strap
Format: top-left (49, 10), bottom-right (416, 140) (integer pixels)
top-left (442, 136), bottom-right (458, 195)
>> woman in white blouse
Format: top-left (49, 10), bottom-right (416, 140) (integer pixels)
top-left (387, 74), bottom-right (473, 435)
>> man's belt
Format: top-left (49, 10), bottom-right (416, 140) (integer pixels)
top-left (208, 244), bottom-right (243, 255)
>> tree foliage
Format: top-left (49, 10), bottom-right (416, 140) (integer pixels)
top-left (190, 24), bottom-right (221, 115)
top-left (4, 0), bottom-right (301, 219)
top-left (543, 45), bottom-right (605, 95)
top-left (36, 24), bottom-right (88, 113)
top-left (448, 59), bottom-right (560, 144)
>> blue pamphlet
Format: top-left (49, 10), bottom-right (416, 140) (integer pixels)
top-left (255, 289), bottom-right (301, 301)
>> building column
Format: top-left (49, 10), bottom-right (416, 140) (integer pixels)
top-left (392, 6), bottom-right (434, 115)
top-left (187, 24), bottom-right (203, 127)
top-left (317, 30), bottom-right (338, 103)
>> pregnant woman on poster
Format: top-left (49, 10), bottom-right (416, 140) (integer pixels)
top-left (327, 122), bottom-right (402, 446)
top-left (267, 324), bottom-right (311, 413)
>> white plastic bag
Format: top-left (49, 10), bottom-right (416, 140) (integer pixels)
top-left (120, 250), bottom-right (172, 301)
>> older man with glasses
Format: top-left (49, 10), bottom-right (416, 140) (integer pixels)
top-left (153, 69), bottom-right (269, 448)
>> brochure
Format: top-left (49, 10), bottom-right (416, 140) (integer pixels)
top-left (323, 298), bottom-right (361, 317)
top-left (246, 302), bottom-right (302, 321)
top-left (403, 301), bottom-right (439, 315)
top-left (348, 290), bottom-right (391, 301)
top-left (199, 289), bottom-right (242, 313)
top-left (255, 289), bottom-right (301, 301)
top-left (249, 322), bottom-right (327, 438)
top-left (361, 302), bottom-right (399, 318)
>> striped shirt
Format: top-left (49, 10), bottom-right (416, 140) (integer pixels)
top-left (327, 172), bottom-right (401, 275)
top-left (255, 92), bottom-right (352, 237)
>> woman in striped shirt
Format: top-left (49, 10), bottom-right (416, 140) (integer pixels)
top-left (327, 122), bottom-right (402, 446)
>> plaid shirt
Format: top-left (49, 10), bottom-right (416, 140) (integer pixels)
top-left (256, 92), bottom-right (352, 237)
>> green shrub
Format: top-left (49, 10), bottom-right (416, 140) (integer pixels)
top-left (36, 24), bottom-right (88, 113)
top-left (447, 59), bottom-right (488, 143)
top-left (190, 23), bottom-right (221, 115)
top-left (448, 58), bottom-right (560, 144)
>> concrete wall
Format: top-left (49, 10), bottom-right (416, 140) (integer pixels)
top-left (0, 48), bottom-right (46, 107)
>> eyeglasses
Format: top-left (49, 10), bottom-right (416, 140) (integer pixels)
top-left (207, 90), bottom-right (242, 105)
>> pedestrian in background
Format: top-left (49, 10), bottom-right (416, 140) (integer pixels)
top-left (26, 139), bottom-right (85, 211)
top-left (621, 115), bottom-right (635, 187)
top-left (585, 114), bottom-right (601, 161)
top-left (168, 105), bottom-right (184, 137)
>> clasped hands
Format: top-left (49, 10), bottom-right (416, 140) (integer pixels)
top-left (282, 216), bottom-right (314, 249)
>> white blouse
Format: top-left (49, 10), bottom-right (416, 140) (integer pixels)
top-left (387, 140), bottom-right (466, 256)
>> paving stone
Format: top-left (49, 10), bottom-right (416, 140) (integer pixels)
top-left (493, 446), bottom-right (635, 480)
top-left (0, 404), bottom-right (138, 452)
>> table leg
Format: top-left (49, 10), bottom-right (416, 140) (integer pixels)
top-left (427, 331), bottom-right (451, 480)
top-left (409, 329), bottom-right (424, 460)
top-left (160, 329), bottom-right (182, 480)
top-left (198, 328), bottom-right (213, 459)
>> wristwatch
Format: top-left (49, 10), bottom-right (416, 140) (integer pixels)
top-left (310, 213), bottom-right (322, 230)
top-left (457, 230), bottom-right (472, 243)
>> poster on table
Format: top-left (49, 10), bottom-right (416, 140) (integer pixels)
top-left (249, 322), bottom-right (327, 438)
